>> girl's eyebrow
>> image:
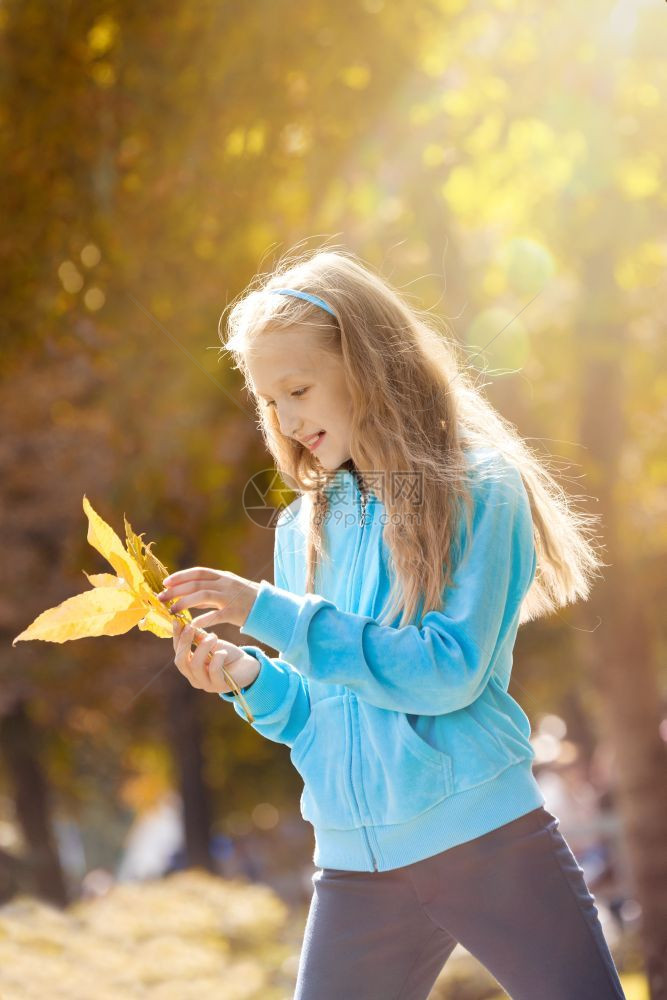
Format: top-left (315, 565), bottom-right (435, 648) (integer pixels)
top-left (256, 369), bottom-right (315, 399)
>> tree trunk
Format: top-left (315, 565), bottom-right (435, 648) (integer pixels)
top-left (166, 670), bottom-right (215, 873)
top-left (0, 694), bottom-right (69, 907)
top-left (578, 256), bottom-right (667, 998)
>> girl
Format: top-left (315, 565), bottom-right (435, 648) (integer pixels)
top-left (158, 247), bottom-right (626, 999)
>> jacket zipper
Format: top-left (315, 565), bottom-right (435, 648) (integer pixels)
top-left (347, 695), bottom-right (378, 871)
top-left (345, 475), bottom-right (378, 871)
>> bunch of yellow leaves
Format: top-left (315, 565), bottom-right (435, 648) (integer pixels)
top-left (12, 496), bottom-right (254, 721)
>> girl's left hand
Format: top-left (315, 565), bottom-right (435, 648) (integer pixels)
top-left (157, 567), bottom-right (260, 630)
top-left (171, 620), bottom-right (260, 695)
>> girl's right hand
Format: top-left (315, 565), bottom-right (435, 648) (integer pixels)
top-left (172, 620), bottom-right (260, 695)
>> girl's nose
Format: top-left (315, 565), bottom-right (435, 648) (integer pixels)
top-left (276, 405), bottom-right (296, 437)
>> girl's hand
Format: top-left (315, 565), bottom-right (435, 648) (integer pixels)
top-left (172, 620), bottom-right (260, 695)
top-left (157, 567), bottom-right (261, 629)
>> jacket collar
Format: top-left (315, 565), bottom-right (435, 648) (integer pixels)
top-left (323, 464), bottom-right (378, 505)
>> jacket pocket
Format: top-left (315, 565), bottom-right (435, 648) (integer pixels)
top-left (357, 704), bottom-right (454, 826)
top-left (289, 695), bottom-right (360, 830)
top-left (444, 687), bottom-right (535, 794)
top-left (485, 674), bottom-right (538, 762)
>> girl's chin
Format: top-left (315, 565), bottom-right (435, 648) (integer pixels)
top-left (324, 455), bottom-right (354, 472)
top-left (313, 443), bottom-right (352, 471)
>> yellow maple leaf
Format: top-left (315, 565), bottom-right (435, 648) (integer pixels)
top-left (84, 495), bottom-right (148, 595)
top-left (12, 497), bottom-right (185, 646)
top-left (136, 607), bottom-right (174, 639)
top-left (12, 588), bottom-right (148, 644)
top-left (11, 497), bottom-right (254, 721)
top-left (82, 571), bottom-right (130, 589)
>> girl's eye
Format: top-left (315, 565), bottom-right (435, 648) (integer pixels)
top-left (265, 387), bottom-right (309, 408)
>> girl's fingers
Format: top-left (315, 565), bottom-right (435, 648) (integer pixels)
top-left (160, 576), bottom-right (224, 604)
top-left (168, 589), bottom-right (224, 615)
top-left (174, 623), bottom-right (205, 674)
top-left (202, 639), bottom-right (230, 692)
top-left (177, 622), bottom-right (197, 656)
top-left (163, 567), bottom-right (220, 587)
top-left (171, 619), bottom-right (233, 693)
top-left (218, 643), bottom-right (245, 667)
top-left (173, 623), bottom-right (192, 667)
top-left (207, 649), bottom-right (232, 694)
top-left (189, 633), bottom-right (219, 689)
top-left (190, 610), bottom-right (224, 629)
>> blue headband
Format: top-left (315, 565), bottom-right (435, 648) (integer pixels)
top-left (269, 287), bottom-right (337, 318)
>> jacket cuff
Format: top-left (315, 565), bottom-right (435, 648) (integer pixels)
top-left (218, 645), bottom-right (291, 719)
top-left (238, 579), bottom-right (302, 653)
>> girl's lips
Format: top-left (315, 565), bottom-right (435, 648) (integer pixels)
top-left (307, 431), bottom-right (326, 451)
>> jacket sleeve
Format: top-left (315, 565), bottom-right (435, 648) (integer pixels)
top-left (218, 516), bottom-right (311, 748)
top-left (237, 463), bottom-right (537, 716)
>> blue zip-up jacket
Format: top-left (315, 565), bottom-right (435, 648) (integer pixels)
top-left (220, 447), bottom-right (546, 872)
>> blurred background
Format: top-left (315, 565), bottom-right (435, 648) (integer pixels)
top-left (1, 0), bottom-right (665, 997)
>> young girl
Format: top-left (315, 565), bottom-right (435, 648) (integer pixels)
top-left (158, 247), bottom-right (626, 999)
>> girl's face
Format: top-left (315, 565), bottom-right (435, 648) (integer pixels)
top-left (247, 327), bottom-right (354, 470)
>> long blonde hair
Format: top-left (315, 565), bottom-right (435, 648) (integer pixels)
top-left (220, 244), bottom-right (606, 628)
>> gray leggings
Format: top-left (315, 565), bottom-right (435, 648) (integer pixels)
top-left (294, 807), bottom-right (626, 1000)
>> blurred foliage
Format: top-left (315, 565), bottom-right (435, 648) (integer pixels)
top-left (0, 867), bottom-right (650, 998)
top-left (0, 870), bottom-right (295, 998)
top-left (0, 2), bottom-right (665, 973)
